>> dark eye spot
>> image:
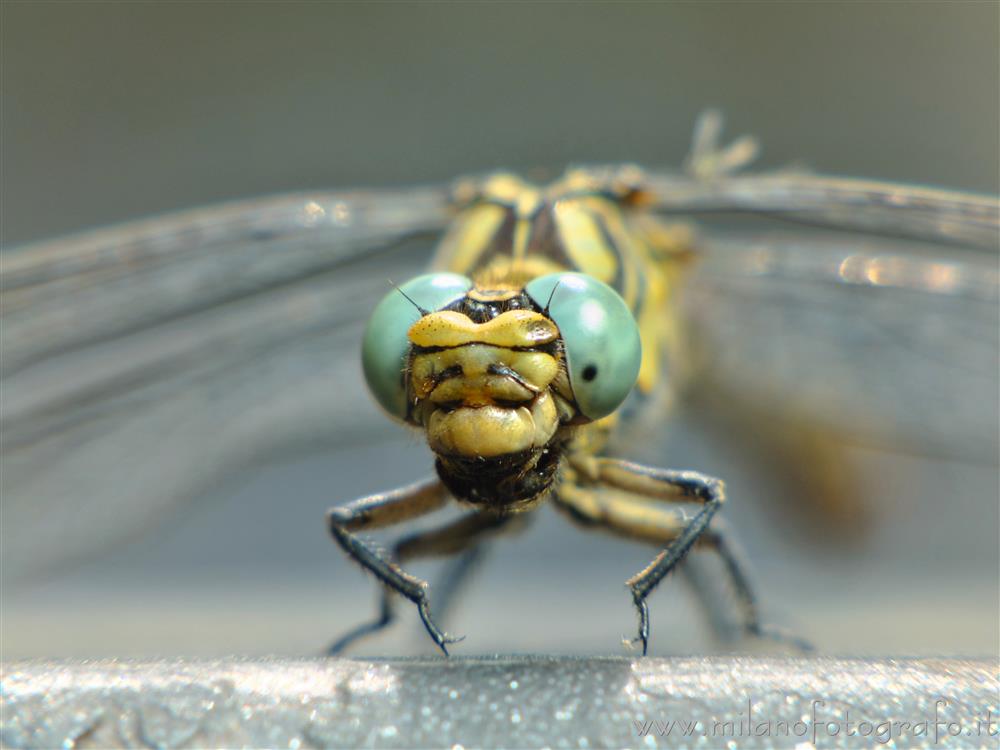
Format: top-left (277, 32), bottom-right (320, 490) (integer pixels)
top-left (582, 364), bottom-right (598, 382)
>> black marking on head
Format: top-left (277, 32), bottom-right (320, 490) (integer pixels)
top-left (431, 364), bottom-right (463, 386)
top-left (486, 364), bottom-right (534, 391)
top-left (582, 364), bottom-right (598, 382)
top-left (445, 291), bottom-right (534, 323)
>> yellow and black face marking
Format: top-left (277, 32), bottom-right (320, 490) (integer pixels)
top-left (331, 149), bottom-right (810, 657)
top-left (363, 271), bottom-right (646, 509)
top-left (406, 291), bottom-right (572, 509)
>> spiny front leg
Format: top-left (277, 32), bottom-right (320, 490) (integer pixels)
top-left (565, 457), bottom-right (725, 655)
top-left (328, 478), bottom-right (522, 656)
top-left (626, 501), bottom-right (721, 655)
top-left (391, 509), bottom-right (519, 654)
top-left (555, 481), bottom-right (811, 654)
top-left (327, 478), bottom-right (459, 655)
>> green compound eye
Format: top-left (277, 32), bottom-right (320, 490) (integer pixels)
top-left (525, 272), bottom-right (641, 420)
top-left (362, 273), bottom-right (472, 419)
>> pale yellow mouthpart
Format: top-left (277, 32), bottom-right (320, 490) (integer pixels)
top-left (427, 391), bottom-right (559, 458)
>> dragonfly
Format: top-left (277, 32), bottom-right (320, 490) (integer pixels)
top-left (2, 114), bottom-right (997, 649)
top-left (326, 163), bottom-right (768, 656)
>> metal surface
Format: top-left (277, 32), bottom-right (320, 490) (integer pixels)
top-left (2, 657), bottom-right (997, 749)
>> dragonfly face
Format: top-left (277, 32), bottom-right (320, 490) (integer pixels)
top-left (362, 271), bottom-right (642, 509)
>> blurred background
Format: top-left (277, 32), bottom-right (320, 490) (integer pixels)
top-left (2, 2), bottom-right (997, 659)
top-left (5, 2), bottom-right (998, 246)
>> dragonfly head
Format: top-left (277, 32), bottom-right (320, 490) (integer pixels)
top-left (362, 272), bottom-right (641, 508)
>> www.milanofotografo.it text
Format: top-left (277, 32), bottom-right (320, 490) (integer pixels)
top-left (633, 698), bottom-right (998, 745)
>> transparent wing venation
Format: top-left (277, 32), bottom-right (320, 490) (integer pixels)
top-left (644, 171), bottom-right (1000, 250)
top-left (1, 187), bottom-right (452, 377)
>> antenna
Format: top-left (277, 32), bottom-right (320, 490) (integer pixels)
top-left (389, 280), bottom-right (430, 316)
top-left (542, 279), bottom-right (562, 316)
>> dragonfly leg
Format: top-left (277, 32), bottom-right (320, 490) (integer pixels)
top-left (695, 518), bottom-right (814, 652)
top-left (328, 478), bottom-right (518, 655)
top-left (398, 509), bottom-right (526, 634)
top-left (557, 462), bottom-right (811, 654)
top-left (326, 586), bottom-right (396, 656)
top-left (559, 458), bottom-right (724, 655)
top-left (429, 544), bottom-right (487, 625)
top-left (327, 478), bottom-right (455, 655)
top-left (329, 541), bottom-right (491, 656)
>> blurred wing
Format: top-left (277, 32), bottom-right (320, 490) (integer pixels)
top-left (1, 187), bottom-right (451, 580)
top-left (653, 172), bottom-right (999, 535)
top-left (643, 169), bottom-right (998, 461)
top-left (686, 228), bottom-right (999, 463)
top-left (645, 170), bottom-right (999, 249)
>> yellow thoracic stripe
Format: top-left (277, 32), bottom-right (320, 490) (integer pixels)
top-left (431, 170), bottom-right (694, 399)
